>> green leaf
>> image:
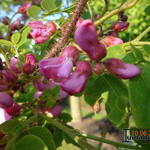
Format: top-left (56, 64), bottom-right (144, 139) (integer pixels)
top-left (106, 44), bottom-right (126, 59)
top-left (41, 0), bottom-right (56, 12)
top-left (84, 74), bottom-right (128, 126)
top-left (11, 32), bottom-right (21, 44)
top-left (27, 5), bottom-right (42, 17)
top-left (129, 63), bottom-right (150, 128)
top-left (0, 118), bottom-right (23, 135)
top-left (123, 52), bottom-right (137, 64)
top-left (15, 135), bottom-right (48, 150)
top-left (0, 40), bottom-right (13, 47)
top-left (15, 84), bottom-right (36, 102)
top-left (17, 26), bottom-right (31, 49)
top-left (103, 75), bottom-right (128, 126)
top-left (84, 75), bottom-right (106, 106)
top-left (28, 126), bottom-right (56, 150)
top-left (130, 44), bottom-right (144, 63)
top-left (145, 5), bottom-right (150, 15)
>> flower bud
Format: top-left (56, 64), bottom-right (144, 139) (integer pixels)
top-left (74, 19), bottom-right (106, 61)
top-left (93, 63), bottom-right (105, 75)
top-left (105, 58), bottom-right (141, 79)
top-left (39, 56), bottom-right (73, 80)
top-left (76, 61), bottom-right (91, 77)
top-left (43, 105), bottom-right (63, 118)
top-left (61, 46), bottom-right (80, 64)
top-left (0, 108), bottom-right (12, 124)
top-left (10, 57), bottom-right (22, 73)
top-left (10, 20), bottom-right (24, 31)
top-left (102, 36), bottom-right (123, 47)
top-left (23, 54), bottom-right (36, 74)
top-left (120, 14), bottom-right (128, 22)
top-left (18, 3), bottom-right (32, 14)
top-left (92, 101), bottom-right (101, 113)
top-left (0, 92), bottom-right (13, 108)
top-left (5, 102), bottom-right (21, 116)
top-left (2, 17), bottom-right (10, 25)
top-left (113, 22), bottom-right (129, 32)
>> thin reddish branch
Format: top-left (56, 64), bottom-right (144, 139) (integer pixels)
top-left (45, 0), bottom-right (88, 58)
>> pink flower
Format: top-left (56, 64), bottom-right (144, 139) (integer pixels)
top-left (74, 19), bottom-right (106, 61)
top-left (102, 36), bottom-right (123, 47)
top-left (23, 54), bottom-right (36, 74)
top-left (39, 56), bottom-right (73, 81)
top-left (10, 57), bottom-right (22, 73)
top-left (0, 92), bottom-right (13, 108)
top-left (61, 61), bottom-right (91, 95)
top-left (29, 20), bottom-right (56, 44)
top-left (0, 108), bottom-right (12, 124)
top-left (61, 46), bottom-right (80, 64)
top-left (18, 3), bottom-right (32, 14)
top-left (113, 22), bottom-right (129, 32)
top-left (105, 58), bottom-right (141, 79)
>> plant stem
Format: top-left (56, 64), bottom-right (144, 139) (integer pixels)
top-left (134, 26), bottom-right (150, 41)
top-left (0, 47), bottom-right (9, 67)
top-left (45, 0), bottom-right (89, 58)
top-left (77, 133), bottom-right (141, 150)
top-left (94, 0), bottom-right (139, 26)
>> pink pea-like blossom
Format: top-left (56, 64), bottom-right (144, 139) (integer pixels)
top-left (105, 58), bottom-right (141, 79)
top-left (39, 56), bottom-right (73, 81)
top-left (74, 19), bottom-right (106, 61)
top-left (102, 36), bottom-right (124, 47)
top-left (29, 20), bottom-right (56, 44)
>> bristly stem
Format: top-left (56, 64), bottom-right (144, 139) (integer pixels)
top-left (45, 0), bottom-right (89, 58)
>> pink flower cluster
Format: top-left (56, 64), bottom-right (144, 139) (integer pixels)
top-left (29, 20), bottom-right (56, 44)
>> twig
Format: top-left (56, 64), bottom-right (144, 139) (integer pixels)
top-left (134, 26), bottom-right (150, 41)
top-left (45, 0), bottom-right (89, 58)
top-left (77, 133), bottom-right (141, 150)
top-left (94, 0), bottom-right (139, 26)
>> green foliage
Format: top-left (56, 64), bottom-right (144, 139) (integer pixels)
top-left (0, 118), bottom-right (23, 135)
top-left (28, 126), bottom-right (56, 150)
top-left (15, 135), bottom-right (48, 150)
top-left (11, 32), bottom-right (21, 44)
top-left (27, 5), bottom-right (42, 18)
top-left (41, 0), bottom-right (61, 12)
top-left (129, 63), bottom-right (150, 128)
